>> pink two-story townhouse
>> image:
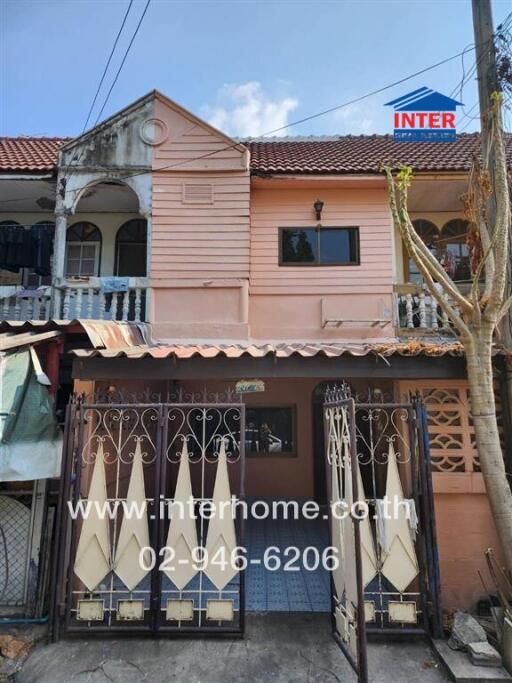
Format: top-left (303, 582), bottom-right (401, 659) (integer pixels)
top-left (1, 91), bottom-right (511, 639)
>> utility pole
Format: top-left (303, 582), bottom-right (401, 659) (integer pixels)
top-left (472, 0), bottom-right (499, 161)
top-left (472, 0), bottom-right (512, 473)
top-left (471, 2), bottom-right (511, 336)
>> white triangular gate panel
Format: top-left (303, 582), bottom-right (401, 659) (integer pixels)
top-left (203, 440), bottom-right (238, 590)
top-left (114, 441), bottom-right (151, 590)
top-left (164, 440), bottom-right (199, 590)
top-left (380, 442), bottom-right (419, 592)
top-left (74, 443), bottom-right (111, 591)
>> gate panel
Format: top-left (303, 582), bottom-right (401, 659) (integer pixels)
top-left (324, 388), bottom-right (368, 683)
top-left (64, 403), bottom-right (161, 633)
top-left (53, 394), bottom-right (245, 638)
top-left (156, 402), bottom-right (245, 634)
top-left (353, 398), bottom-right (440, 635)
top-left (324, 385), bottom-right (441, 682)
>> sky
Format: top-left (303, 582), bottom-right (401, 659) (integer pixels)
top-left (1, 0), bottom-right (511, 139)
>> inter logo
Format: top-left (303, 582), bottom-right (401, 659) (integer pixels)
top-left (385, 87), bottom-right (463, 142)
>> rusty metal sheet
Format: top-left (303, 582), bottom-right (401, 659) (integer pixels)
top-left (0, 320), bottom-right (147, 350)
top-left (68, 338), bottom-right (490, 360)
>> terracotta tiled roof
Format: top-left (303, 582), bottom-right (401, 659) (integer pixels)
top-left (1, 132), bottom-right (511, 175)
top-left (0, 137), bottom-right (71, 172)
top-left (247, 133), bottom-right (512, 174)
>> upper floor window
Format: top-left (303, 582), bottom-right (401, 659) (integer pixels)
top-left (65, 222), bottom-right (101, 277)
top-left (279, 227), bottom-right (359, 266)
top-left (115, 219), bottom-right (147, 277)
top-left (407, 219), bottom-right (471, 284)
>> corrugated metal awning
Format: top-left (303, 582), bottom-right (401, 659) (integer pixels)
top-left (0, 320), bottom-right (147, 350)
top-left (70, 339), bottom-right (484, 360)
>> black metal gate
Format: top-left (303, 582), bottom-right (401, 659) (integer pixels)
top-left (50, 389), bottom-right (245, 639)
top-left (324, 385), bottom-right (442, 683)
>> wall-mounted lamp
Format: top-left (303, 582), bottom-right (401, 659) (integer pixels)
top-left (314, 199), bottom-right (324, 221)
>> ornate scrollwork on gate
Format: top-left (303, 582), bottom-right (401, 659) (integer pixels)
top-left (59, 398), bottom-right (245, 637)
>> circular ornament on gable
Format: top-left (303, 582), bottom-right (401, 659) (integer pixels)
top-left (139, 118), bottom-right (168, 146)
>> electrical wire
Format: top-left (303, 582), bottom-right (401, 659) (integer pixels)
top-left (59, 44), bottom-right (486, 201)
top-left (82, 0), bottom-right (134, 134)
top-left (91, 0), bottom-right (151, 128)
top-left (63, 0), bottom-right (136, 192)
top-left (0, 22), bottom-right (510, 209)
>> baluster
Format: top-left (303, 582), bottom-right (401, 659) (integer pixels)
top-left (42, 295), bottom-right (50, 321)
top-left (33, 296), bottom-right (41, 321)
top-left (418, 292), bottom-right (426, 328)
top-left (14, 296), bottom-right (21, 321)
top-left (405, 293), bottom-right (414, 328)
top-left (26, 296), bottom-right (34, 320)
top-left (86, 287), bottom-right (94, 318)
top-left (2, 296), bottom-right (10, 319)
top-left (110, 292), bottom-right (118, 320)
top-left (42, 294), bottom-right (51, 320)
top-left (430, 294), bottom-right (438, 329)
top-left (75, 287), bottom-right (83, 319)
top-left (62, 288), bottom-right (71, 319)
top-left (99, 291), bottom-right (106, 320)
top-left (122, 290), bottom-right (130, 321)
top-left (134, 288), bottom-right (142, 322)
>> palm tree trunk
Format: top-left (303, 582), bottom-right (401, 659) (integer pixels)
top-left (466, 327), bottom-right (512, 571)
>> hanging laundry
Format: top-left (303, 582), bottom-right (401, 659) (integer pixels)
top-left (0, 223), bottom-right (53, 274)
top-left (100, 277), bottom-right (130, 293)
top-left (31, 223), bottom-right (54, 276)
top-left (7, 225), bottom-right (33, 270)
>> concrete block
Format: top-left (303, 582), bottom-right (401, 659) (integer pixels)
top-left (434, 640), bottom-right (512, 683)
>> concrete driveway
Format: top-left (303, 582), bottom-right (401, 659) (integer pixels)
top-left (17, 614), bottom-right (448, 683)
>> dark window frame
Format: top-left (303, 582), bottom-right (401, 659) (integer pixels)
top-left (114, 218), bottom-right (148, 277)
top-left (245, 404), bottom-right (297, 458)
top-left (278, 226), bottom-right (360, 266)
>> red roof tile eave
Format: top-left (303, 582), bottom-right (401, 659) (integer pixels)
top-left (1, 132), bottom-right (511, 175)
top-left (249, 164), bottom-right (474, 175)
top-left (0, 137), bottom-right (70, 173)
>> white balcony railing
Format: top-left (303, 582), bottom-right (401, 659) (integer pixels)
top-left (0, 278), bottom-right (148, 323)
top-left (0, 289), bottom-right (52, 321)
top-left (395, 283), bottom-right (457, 333)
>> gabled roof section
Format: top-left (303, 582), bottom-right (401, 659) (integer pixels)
top-left (0, 137), bottom-right (71, 173)
top-left (153, 90), bottom-right (247, 154)
top-left (385, 87), bottom-right (463, 112)
top-left (59, 91), bottom-right (155, 154)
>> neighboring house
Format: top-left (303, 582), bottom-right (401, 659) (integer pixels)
top-left (0, 90), bottom-right (511, 636)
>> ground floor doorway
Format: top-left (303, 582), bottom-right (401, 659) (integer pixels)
top-left (246, 506), bottom-right (330, 612)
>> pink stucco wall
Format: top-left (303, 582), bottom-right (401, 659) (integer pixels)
top-left (147, 95), bottom-right (394, 341)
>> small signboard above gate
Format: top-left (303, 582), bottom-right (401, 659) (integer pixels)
top-left (235, 379), bottom-right (265, 394)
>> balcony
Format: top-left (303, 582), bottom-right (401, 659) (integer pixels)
top-left (394, 283), bottom-right (458, 335)
top-left (0, 278), bottom-right (148, 322)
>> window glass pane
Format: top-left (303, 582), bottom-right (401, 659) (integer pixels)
top-left (80, 259), bottom-right (96, 276)
top-left (82, 244), bottom-right (96, 259)
top-left (117, 243), bottom-right (147, 277)
top-left (246, 407), bottom-right (294, 455)
top-left (281, 229), bottom-right (317, 263)
top-left (319, 228), bottom-right (357, 264)
top-left (66, 260), bottom-right (80, 276)
top-left (67, 245), bottom-right (81, 259)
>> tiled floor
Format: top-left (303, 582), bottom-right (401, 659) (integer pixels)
top-left (245, 511), bottom-right (331, 612)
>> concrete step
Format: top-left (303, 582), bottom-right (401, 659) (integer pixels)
top-left (434, 640), bottom-right (512, 683)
